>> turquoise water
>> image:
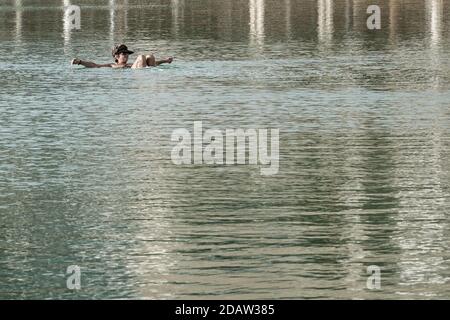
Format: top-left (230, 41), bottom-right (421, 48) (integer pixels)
top-left (1, 0), bottom-right (450, 299)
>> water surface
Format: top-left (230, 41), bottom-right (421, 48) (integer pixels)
top-left (1, 0), bottom-right (450, 299)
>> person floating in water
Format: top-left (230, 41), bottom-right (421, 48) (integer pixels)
top-left (71, 44), bottom-right (173, 69)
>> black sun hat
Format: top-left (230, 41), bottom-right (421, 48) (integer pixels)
top-left (112, 44), bottom-right (134, 57)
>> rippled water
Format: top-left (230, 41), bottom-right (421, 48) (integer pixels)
top-left (1, 0), bottom-right (450, 299)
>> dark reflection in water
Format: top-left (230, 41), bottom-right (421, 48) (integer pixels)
top-left (0, 0), bottom-right (450, 299)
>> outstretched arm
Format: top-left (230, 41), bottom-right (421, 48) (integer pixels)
top-left (155, 57), bottom-right (174, 66)
top-left (71, 58), bottom-right (112, 68)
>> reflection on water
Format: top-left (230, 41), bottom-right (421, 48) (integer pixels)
top-left (317, 0), bottom-right (333, 46)
top-left (392, 121), bottom-right (447, 297)
top-left (284, 0), bottom-right (292, 40)
top-left (428, 0), bottom-right (443, 47)
top-left (427, 0), bottom-right (443, 89)
top-left (171, 0), bottom-right (184, 38)
top-left (249, 0), bottom-right (265, 50)
top-left (63, 0), bottom-right (73, 48)
top-left (109, 0), bottom-right (115, 41)
top-left (14, 0), bottom-right (22, 45)
top-left (1, 0), bottom-right (450, 299)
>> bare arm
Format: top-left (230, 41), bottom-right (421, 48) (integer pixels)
top-left (71, 58), bottom-right (112, 68)
top-left (155, 57), bottom-right (174, 66)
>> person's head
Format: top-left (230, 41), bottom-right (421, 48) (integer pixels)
top-left (112, 44), bottom-right (134, 64)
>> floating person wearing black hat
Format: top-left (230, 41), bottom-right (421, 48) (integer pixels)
top-left (71, 44), bottom-right (173, 68)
